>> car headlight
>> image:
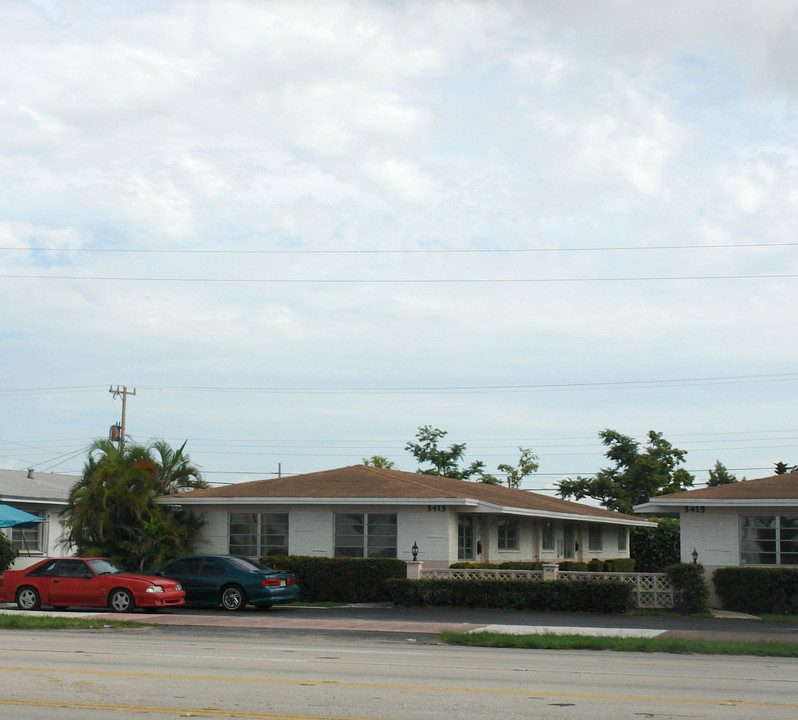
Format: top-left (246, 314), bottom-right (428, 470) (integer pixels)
top-left (175, 583), bottom-right (182, 591)
top-left (145, 585), bottom-right (164, 593)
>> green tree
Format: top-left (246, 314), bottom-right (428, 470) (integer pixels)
top-left (774, 461), bottom-right (798, 474)
top-left (630, 517), bottom-right (680, 572)
top-left (362, 455), bottom-right (396, 469)
top-left (707, 460), bottom-right (739, 486)
top-left (61, 439), bottom-right (208, 571)
top-left (557, 429), bottom-right (695, 514)
top-left (497, 447), bottom-right (539, 489)
top-left (1, 531), bottom-right (18, 573)
top-left (405, 425), bottom-right (489, 481)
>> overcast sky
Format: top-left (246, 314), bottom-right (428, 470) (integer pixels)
top-left (2, 0), bottom-right (797, 493)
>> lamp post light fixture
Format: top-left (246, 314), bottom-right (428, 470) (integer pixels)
top-left (411, 542), bottom-right (419, 561)
top-left (692, 548), bottom-right (699, 564)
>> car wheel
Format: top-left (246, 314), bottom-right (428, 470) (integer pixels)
top-left (16, 586), bottom-right (41, 611)
top-left (220, 584), bottom-right (247, 611)
top-left (109, 588), bottom-right (135, 613)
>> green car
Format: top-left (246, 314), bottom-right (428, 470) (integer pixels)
top-left (155, 555), bottom-right (300, 611)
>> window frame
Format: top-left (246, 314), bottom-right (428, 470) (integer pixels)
top-left (541, 521), bottom-right (554, 551)
top-left (11, 511), bottom-right (45, 554)
top-left (740, 515), bottom-right (798, 566)
top-left (228, 512), bottom-right (289, 557)
top-left (497, 518), bottom-right (519, 551)
top-left (458, 514), bottom-right (475, 560)
top-left (588, 525), bottom-right (603, 553)
top-left (334, 512), bottom-right (397, 559)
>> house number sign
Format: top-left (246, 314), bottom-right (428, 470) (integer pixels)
top-left (683, 506), bottom-right (706, 513)
top-left (427, 505), bottom-right (447, 512)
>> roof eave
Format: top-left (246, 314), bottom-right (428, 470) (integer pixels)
top-left (160, 495), bottom-right (654, 525)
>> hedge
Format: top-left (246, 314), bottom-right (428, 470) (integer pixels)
top-left (666, 563), bottom-right (709, 614)
top-left (450, 559), bottom-right (635, 572)
top-left (262, 555), bottom-right (406, 603)
top-left (387, 578), bottom-right (633, 613)
top-left (713, 567), bottom-right (798, 614)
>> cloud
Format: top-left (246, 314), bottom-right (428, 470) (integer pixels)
top-left (1, 0), bottom-right (797, 486)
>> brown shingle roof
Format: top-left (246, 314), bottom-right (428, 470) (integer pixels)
top-left (172, 464), bottom-right (643, 522)
top-left (650, 472), bottom-right (798, 501)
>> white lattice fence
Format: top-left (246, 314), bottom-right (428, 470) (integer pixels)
top-left (418, 568), bottom-right (676, 609)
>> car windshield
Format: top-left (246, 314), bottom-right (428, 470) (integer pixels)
top-left (227, 556), bottom-right (276, 573)
top-left (87, 558), bottom-right (121, 576)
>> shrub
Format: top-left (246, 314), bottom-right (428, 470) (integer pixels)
top-left (387, 578), bottom-right (632, 613)
top-left (0, 533), bottom-right (18, 573)
top-left (713, 567), bottom-right (798, 614)
top-left (666, 563), bottom-right (709, 614)
top-left (557, 561), bottom-right (588, 571)
top-left (262, 555), bottom-right (406, 603)
top-left (631, 517), bottom-right (680, 572)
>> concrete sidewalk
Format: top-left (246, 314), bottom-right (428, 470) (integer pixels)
top-left (3, 602), bottom-right (797, 643)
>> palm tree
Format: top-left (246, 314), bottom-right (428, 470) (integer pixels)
top-left (62, 439), bottom-right (208, 570)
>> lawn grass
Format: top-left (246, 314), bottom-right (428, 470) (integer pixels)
top-left (438, 630), bottom-right (798, 657)
top-left (0, 614), bottom-right (145, 630)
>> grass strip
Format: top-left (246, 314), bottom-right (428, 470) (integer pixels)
top-left (0, 615), bottom-right (145, 630)
top-left (438, 630), bottom-right (798, 657)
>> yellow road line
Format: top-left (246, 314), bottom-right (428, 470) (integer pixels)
top-left (0, 698), bottom-right (375, 719)
top-left (1, 665), bottom-right (796, 710)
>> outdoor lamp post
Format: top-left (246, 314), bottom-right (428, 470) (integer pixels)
top-left (692, 548), bottom-right (699, 564)
top-left (411, 542), bottom-right (419, 561)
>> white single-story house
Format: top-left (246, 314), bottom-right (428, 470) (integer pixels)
top-left (0, 467), bottom-right (77, 569)
top-left (634, 472), bottom-right (798, 573)
top-left (163, 465), bottom-right (654, 567)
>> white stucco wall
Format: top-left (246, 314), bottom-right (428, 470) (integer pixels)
top-left (679, 507), bottom-right (740, 567)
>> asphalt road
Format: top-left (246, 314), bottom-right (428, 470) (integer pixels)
top-left (1, 626), bottom-right (797, 720)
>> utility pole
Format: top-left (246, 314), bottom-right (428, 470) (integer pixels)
top-left (109, 385), bottom-right (136, 448)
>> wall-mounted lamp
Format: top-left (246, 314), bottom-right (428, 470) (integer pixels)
top-left (411, 542), bottom-right (419, 561)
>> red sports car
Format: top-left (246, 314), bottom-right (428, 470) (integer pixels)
top-left (0, 557), bottom-right (185, 612)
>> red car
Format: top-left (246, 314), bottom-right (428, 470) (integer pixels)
top-left (0, 557), bottom-right (185, 613)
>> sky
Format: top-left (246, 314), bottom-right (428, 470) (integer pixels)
top-left (1, 0), bottom-right (797, 494)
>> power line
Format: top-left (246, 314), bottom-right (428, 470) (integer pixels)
top-left (3, 241), bottom-right (798, 255)
top-left (2, 272), bottom-right (797, 283)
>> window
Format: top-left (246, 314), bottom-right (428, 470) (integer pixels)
top-left (11, 511), bottom-right (44, 553)
top-left (55, 560), bottom-right (94, 579)
top-left (497, 518), bottom-right (518, 550)
top-left (229, 513), bottom-right (289, 557)
top-left (541, 521), bottom-right (554, 551)
top-left (334, 513), bottom-right (397, 558)
top-left (458, 515), bottom-right (475, 560)
top-left (740, 516), bottom-right (798, 566)
top-left (618, 527), bottom-right (627, 552)
top-left (588, 525), bottom-right (603, 552)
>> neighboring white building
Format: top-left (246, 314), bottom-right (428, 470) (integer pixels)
top-left (0, 468), bottom-right (77, 569)
top-left (163, 465), bottom-right (653, 567)
top-left (634, 472), bottom-right (798, 573)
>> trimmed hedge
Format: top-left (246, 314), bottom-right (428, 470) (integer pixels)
top-left (450, 559), bottom-right (635, 572)
top-left (262, 555), bottom-right (406, 603)
top-left (666, 563), bottom-right (709, 614)
top-left (387, 578), bottom-right (633, 613)
top-left (713, 567), bottom-right (798, 614)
